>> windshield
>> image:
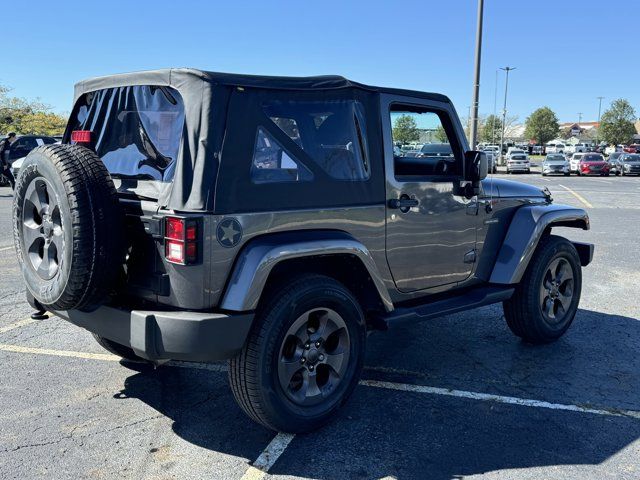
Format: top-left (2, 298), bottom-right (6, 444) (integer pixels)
top-left (623, 155), bottom-right (640, 162)
top-left (420, 143), bottom-right (453, 156)
top-left (583, 154), bottom-right (604, 162)
top-left (546, 155), bottom-right (565, 161)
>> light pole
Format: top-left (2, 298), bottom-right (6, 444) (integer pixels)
top-left (596, 96), bottom-right (604, 145)
top-left (469, 0), bottom-right (484, 149)
top-left (499, 66), bottom-right (515, 164)
top-left (492, 69), bottom-right (498, 145)
top-left (578, 112), bottom-right (583, 124)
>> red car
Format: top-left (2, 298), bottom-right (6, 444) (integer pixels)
top-left (623, 144), bottom-right (640, 153)
top-left (578, 153), bottom-right (610, 176)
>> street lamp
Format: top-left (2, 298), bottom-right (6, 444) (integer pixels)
top-left (596, 96), bottom-right (604, 145)
top-left (499, 66), bottom-right (515, 164)
top-left (468, 0), bottom-right (484, 149)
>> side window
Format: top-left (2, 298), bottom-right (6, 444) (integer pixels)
top-left (251, 127), bottom-right (313, 184)
top-left (262, 100), bottom-right (370, 181)
top-left (390, 107), bottom-right (461, 179)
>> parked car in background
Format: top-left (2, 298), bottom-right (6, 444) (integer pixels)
top-left (505, 149), bottom-right (530, 173)
top-left (484, 151), bottom-right (497, 173)
top-left (532, 145), bottom-right (544, 156)
top-left (569, 153), bottom-right (585, 173)
top-left (623, 144), bottom-right (640, 153)
top-left (577, 153), bottom-right (610, 176)
top-left (619, 153), bottom-right (640, 176)
top-left (546, 142), bottom-right (566, 154)
top-left (8, 135), bottom-right (58, 178)
top-left (541, 154), bottom-right (570, 176)
top-left (565, 143), bottom-right (589, 155)
top-left (607, 152), bottom-right (624, 175)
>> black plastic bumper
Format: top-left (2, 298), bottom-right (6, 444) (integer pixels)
top-left (54, 306), bottom-right (254, 362)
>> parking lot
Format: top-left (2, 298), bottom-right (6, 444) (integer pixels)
top-left (1, 173), bottom-right (639, 480)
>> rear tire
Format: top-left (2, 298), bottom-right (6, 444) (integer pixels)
top-left (229, 274), bottom-right (366, 433)
top-left (503, 235), bottom-right (582, 344)
top-left (92, 334), bottom-right (147, 362)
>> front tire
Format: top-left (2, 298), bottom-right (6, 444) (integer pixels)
top-left (503, 235), bottom-right (582, 344)
top-left (229, 275), bottom-right (366, 433)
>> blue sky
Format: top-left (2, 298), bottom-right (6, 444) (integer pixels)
top-left (4, 0), bottom-right (637, 124)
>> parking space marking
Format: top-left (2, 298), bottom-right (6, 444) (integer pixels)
top-left (360, 380), bottom-right (640, 420)
top-left (558, 184), bottom-right (594, 208)
top-left (0, 343), bottom-right (121, 361)
top-left (0, 318), bottom-right (37, 334)
top-left (240, 433), bottom-right (296, 480)
top-left (0, 245), bottom-right (14, 252)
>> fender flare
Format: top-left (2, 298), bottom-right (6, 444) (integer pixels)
top-left (219, 230), bottom-right (394, 312)
top-left (489, 204), bottom-right (591, 285)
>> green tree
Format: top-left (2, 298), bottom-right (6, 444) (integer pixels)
top-left (392, 114), bottom-right (419, 144)
top-left (434, 124), bottom-right (448, 143)
top-left (0, 84), bottom-right (67, 135)
top-left (524, 107), bottom-right (559, 145)
top-left (480, 114), bottom-right (502, 143)
top-left (599, 98), bottom-right (637, 146)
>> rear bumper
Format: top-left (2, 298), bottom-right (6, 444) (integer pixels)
top-left (53, 305), bottom-right (254, 362)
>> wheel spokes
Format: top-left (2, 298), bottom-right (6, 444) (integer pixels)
top-left (25, 179), bottom-right (49, 215)
top-left (22, 222), bottom-right (41, 251)
top-left (323, 351), bottom-right (346, 376)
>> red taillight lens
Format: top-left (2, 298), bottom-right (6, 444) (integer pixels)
top-left (166, 217), bottom-right (185, 240)
top-left (164, 216), bottom-right (199, 264)
top-left (71, 130), bottom-right (92, 143)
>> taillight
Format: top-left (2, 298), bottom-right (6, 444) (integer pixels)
top-left (164, 216), bottom-right (199, 264)
top-left (71, 130), bottom-right (92, 144)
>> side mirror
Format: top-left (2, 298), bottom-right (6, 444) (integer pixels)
top-left (464, 150), bottom-right (488, 182)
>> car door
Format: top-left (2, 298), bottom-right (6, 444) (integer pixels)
top-left (382, 95), bottom-right (477, 293)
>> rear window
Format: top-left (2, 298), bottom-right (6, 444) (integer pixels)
top-left (70, 85), bottom-right (185, 182)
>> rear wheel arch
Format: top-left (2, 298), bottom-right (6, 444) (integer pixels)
top-left (219, 232), bottom-right (393, 314)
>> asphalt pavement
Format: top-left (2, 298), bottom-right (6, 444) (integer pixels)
top-left (1, 173), bottom-right (639, 480)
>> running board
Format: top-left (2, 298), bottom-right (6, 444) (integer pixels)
top-left (377, 286), bottom-right (514, 329)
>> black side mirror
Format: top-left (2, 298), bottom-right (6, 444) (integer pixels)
top-left (464, 150), bottom-right (488, 182)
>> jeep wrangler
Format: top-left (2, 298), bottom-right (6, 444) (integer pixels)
top-left (12, 69), bottom-right (593, 433)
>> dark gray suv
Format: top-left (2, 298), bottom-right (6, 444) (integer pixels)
top-left (12, 69), bottom-right (593, 433)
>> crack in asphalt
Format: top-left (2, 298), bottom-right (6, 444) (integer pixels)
top-left (0, 414), bottom-right (164, 454)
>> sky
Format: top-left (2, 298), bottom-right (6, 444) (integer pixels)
top-left (4, 0), bottom-right (638, 124)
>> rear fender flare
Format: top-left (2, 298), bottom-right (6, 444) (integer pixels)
top-left (219, 231), bottom-right (393, 312)
top-left (489, 204), bottom-right (591, 285)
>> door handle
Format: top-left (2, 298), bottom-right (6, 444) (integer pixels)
top-left (388, 197), bottom-right (419, 210)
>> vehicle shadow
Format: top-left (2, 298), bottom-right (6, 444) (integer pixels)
top-left (118, 306), bottom-right (640, 479)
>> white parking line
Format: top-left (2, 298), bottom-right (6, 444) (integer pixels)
top-left (0, 245), bottom-right (14, 252)
top-left (558, 184), bottom-right (594, 208)
top-left (360, 380), bottom-right (640, 420)
top-left (240, 433), bottom-right (296, 480)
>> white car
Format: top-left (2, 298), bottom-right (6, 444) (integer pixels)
top-left (565, 143), bottom-right (589, 155)
top-left (569, 153), bottom-right (585, 173)
top-left (505, 149), bottom-right (530, 173)
top-left (546, 143), bottom-right (566, 154)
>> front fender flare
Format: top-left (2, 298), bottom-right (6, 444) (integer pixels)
top-left (220, 231), bottom-right (394, 312)
top-left (489, 204), bottom-right (590, 285)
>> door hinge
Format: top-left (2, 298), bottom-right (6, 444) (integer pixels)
top-left (464, 249), bottom-right (477, 264)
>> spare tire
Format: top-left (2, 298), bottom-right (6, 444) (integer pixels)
top-left (13, 144), bottom-right (124, 310)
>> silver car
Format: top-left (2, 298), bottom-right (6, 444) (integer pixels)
top-left (541, 154), bottom-right (570, 176)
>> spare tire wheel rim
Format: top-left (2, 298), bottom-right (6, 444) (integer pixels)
top-left (277, 307), bottom-right (351, 406)
top-left (21, 176), bottom-right (64, 280)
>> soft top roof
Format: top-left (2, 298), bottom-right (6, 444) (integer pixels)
top-left (73, 68), bottom-right (451, 105)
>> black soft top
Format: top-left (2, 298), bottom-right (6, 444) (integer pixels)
top-left (70, 69), bottom-right (451, 212)
top-left (73, 68), bottom-right (450, 104)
